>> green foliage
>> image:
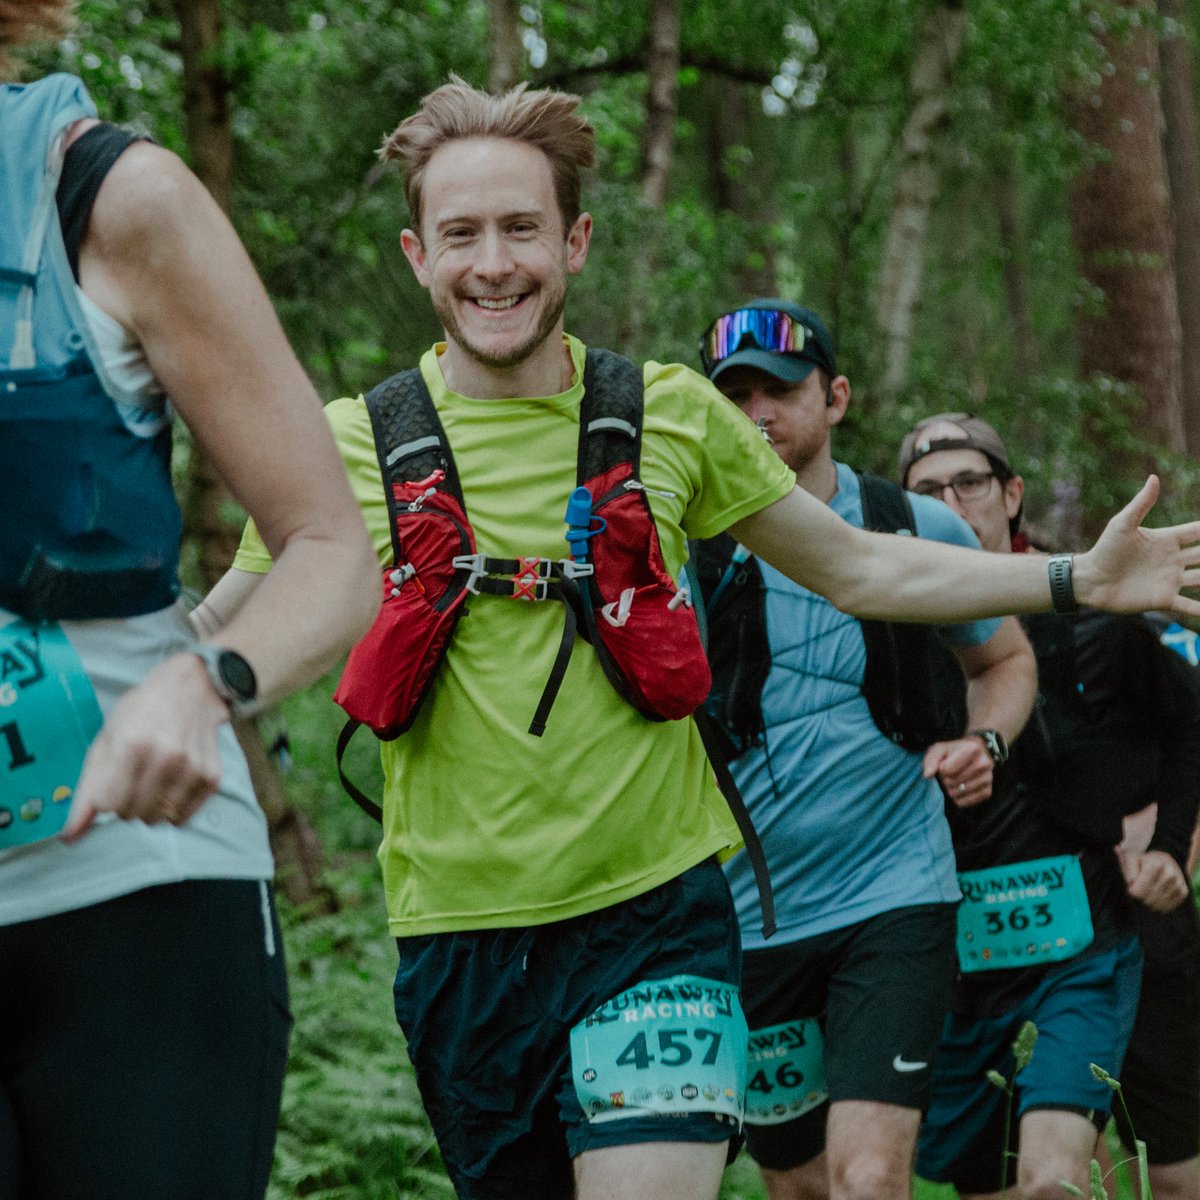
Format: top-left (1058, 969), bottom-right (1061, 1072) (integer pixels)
top-left (272, 865), bottom-right (454, 1199)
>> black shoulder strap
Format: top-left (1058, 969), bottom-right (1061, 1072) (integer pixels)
top-left (857, 470), bottom-right (916, 535)
top-left (337, 370), bottom-right (468, 821)
top-left (576, 351), bottom-right (775, 934)
top-left (690, 532), bottom-right (769, 761)
top-left (335, 719), bottom-right (382, 823)
top-left (578, 347), bottom-right (644, 482)
top-left (694, 708), bottom-right (776, 940)
top-left (856, 471), bottom-right (967, 750)
top-left (571, 349), bottom-right (644, 707)
top-left (57, 123), bottom-right (143, 281)
top-left (363, 368), bottom-right (467, 559)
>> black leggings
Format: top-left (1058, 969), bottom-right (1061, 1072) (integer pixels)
top-left (0, 879), bottom-right (291, 1200)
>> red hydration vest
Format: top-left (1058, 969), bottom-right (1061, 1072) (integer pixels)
top-left (335, 349), bottom-right (711, 746)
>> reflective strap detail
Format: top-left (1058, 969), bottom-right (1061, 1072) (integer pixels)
top-left (258, 880), bottom-right (276, 958)
top-left (587, 416), bottom-right (637, 439)
top-left (385, 434), bottom-right (442, 469)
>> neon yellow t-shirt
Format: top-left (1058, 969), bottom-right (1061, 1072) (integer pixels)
top-left (235, 337), bottom-right (795, 935)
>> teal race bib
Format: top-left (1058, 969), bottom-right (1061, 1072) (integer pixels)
top-left (744, 1017), bottom-right (828, 1126)
top-left (570, 974), bottom-right (747, 1125)
top-left (956, 854), bottom-right (1094, 973)
top-left (0, 621), bottom-right (103, 849)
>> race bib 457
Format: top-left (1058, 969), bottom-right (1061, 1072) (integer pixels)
top-left (570, 974), bottom-right (748, 1125)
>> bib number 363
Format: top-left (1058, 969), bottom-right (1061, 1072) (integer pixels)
top-left (956, 854), bottom-right (1094, 972)
top-left (570, 974), bottom-right (748, 1125)
top-left (0, 620), bottom-right (102, 850)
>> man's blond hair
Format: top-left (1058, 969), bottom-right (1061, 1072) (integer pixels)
top-left (0, 1), bottom-right (72, 78)
top-left (380, 75), bottom-right (595, 238)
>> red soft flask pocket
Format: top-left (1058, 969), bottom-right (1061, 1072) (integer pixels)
top-left (587, 467), bottom-right (711, 720)
top-left (334, 488), bottom-right (473, 739)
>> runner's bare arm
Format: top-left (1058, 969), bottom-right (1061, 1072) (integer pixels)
top-left (731, 477), bottom-right (1200, 622)
top-left (61, 142), bottom-right (376, 839)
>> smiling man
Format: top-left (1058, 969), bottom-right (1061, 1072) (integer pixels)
top-left (209, 79), bottom-right (1200, 1200)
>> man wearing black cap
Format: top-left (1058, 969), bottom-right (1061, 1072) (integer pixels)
top-left (899, 413), bottom-right (1200, 1200)
top-left (691, 301), bottom-right (1038, 1200)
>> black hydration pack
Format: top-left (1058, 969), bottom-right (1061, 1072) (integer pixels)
top-left (691, 471), bottom-right (968, 762)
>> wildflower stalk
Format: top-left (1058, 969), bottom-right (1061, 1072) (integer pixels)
top-left (1090, 1064), bottom-right (1152, 1200)
top-left (987, 1021), bottom-right (1040, 1194)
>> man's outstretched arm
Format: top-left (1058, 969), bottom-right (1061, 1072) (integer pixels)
top-left (731, 476), bottom-right (1200, 623)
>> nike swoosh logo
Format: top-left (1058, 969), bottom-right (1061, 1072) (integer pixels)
top-left (893, 1056), bottom-right (928, 1072)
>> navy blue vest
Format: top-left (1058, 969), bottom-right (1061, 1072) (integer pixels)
top-left (0, 74), bottom-right (180, 619)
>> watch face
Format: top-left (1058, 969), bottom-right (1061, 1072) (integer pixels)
top-left (985, 731), bottom-right (1007, 764)
top-left (218, 650), bottom-right (257, 701)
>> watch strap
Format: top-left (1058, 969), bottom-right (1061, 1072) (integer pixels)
top-left (968, 727), bottom-right (1009, 767)
top-left (1047, 553), bottom-right (1078, 615)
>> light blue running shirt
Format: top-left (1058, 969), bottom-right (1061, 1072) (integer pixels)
top-left (724, 461), bottom-right (1001, 951)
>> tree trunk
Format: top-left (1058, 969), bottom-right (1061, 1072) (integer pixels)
top-left (828, 117), bottom-right (861, 347)
top-left (488, 0), bottom-right (521, 94)
top-left (176, 0), bottom-right (331, 908)
top-left (701, 75), bottom-right (777, 296)
top-left (640, 0), bottom-right (681, 208)
top-left (1157, 0), bottom-right (1200, 454)
top-left (176, 0), bottom-right (240, 593)
top-left (1066, 0), bottom-right (1185, 462)
top-left (993, 147), bottom-right (1040, 379)
top-left (873, 0), bottom-right (967, 398)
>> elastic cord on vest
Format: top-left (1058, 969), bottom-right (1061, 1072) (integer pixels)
top-left (1048, 554), bottom-right (1078, 615)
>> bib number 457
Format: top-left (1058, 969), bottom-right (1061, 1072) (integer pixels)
top-left (615, 1027), bottom-right (723, 1070)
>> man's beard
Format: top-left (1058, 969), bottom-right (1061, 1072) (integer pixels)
top-left (432, 275), bottom-right (567, 371)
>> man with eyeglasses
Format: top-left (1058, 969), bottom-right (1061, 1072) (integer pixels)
top-left (898, 413), bottom-right (1200, 1200)
top-left (691, 300), bottom-right (1038, 1200)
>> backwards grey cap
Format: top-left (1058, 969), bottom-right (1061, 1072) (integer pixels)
top-left (896, 412), bottom-right (1012, 486)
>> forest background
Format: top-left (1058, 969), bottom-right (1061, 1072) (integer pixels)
top-left (20, 0), bottom-right (1200, 1195)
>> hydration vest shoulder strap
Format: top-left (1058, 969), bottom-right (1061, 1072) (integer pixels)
top-left (363, 368), bottom-right (467, 555)
top-left (578, 348), bottom-right (644, 480)
top-left (857, 470), bottom-right (916, 536)
top-left (857, 471), bottom-right (967, 750)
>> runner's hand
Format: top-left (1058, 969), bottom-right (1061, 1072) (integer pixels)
top-left (925, 737), bottom-right (995, 808)
top-left (1075, 476), bottom-right (1200, 618)
top-left (1116, 846), bottom-right (1190, 912)
top-left (61, 653), bottom-right (228, 841)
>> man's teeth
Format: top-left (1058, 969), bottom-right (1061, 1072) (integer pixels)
top-left (476, 296), bottom-right (520, 310)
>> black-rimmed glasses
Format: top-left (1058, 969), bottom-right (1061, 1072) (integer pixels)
top-left (909, 470), bottom-right (996, 503)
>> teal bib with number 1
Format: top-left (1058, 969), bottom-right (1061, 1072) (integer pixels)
top-left (0, 620), bottom-right (103, 849)
top-left (956, 854), bottom-right (1094, 972)
top-left (570, 974), bottom-right (748, 1125)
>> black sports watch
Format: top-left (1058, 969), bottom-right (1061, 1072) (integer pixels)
top-left (189, 644), bottom-right (257, 717)
top-left (969, 727), bottom-right (1009, 768)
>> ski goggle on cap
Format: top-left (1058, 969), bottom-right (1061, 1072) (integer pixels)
top-left (699, 300), bottom-right (837, 385)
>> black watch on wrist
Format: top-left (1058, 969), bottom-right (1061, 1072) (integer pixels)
top-left (190, 644), bottom-right (257, 716)
top-left (969, 727), bottom-right (1009, 768)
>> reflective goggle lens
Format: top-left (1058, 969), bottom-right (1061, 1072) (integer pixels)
top-left (700, 308), bottom-right (810, 375)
